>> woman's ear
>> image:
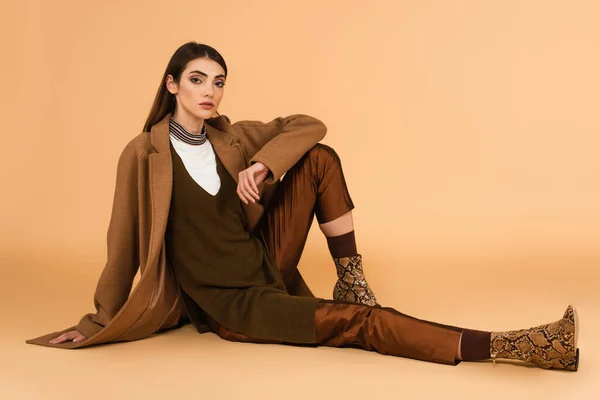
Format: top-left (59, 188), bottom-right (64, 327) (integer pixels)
top-left (165, 75), bottom-right (178, 94)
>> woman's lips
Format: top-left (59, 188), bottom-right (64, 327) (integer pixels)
top-left (199, 103), bottom-right (214, 109)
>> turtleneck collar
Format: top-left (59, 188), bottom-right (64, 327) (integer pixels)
top-left (169, 117), bottom-right (207, 145)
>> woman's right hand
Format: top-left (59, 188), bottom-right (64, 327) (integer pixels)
top-left (49, 330), bottom-right (87, 344)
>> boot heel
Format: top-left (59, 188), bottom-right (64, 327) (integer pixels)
top-left (573, 305), bottom-right (580, 350)
top-left (572, 305), bottom-right (580, 372)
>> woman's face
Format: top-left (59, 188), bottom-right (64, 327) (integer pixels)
top-left (166, 57), bottom-right (226, 121)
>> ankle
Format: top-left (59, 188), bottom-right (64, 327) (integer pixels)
top-left (326, 231), bottom-right (357, 258)
top-left (459, 329), bottom-right (491, 361)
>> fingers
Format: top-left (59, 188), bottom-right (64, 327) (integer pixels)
top-left (236, 186), bottom-right (251, 204)
top-left (236, 175), bottom-right (253, 204)
top-left (244, 173), bottom-right (260, 201)
top-left (237, 171), bottom-right (260, 204)
top-left (72, 333), bottom-right (86, 342)
top-left (237, 183), bottom-right (256, 204)
top-left (48, 330), bottom-right (86, 344)
top-left (247, 172), bottom-right (260, 199)
top-left (49, 331), bottom-right (76, 344)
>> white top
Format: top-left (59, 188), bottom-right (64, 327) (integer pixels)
top-left (169, 135), bottom-right (221, 196)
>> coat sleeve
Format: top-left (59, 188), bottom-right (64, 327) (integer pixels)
top-left (231, 114), bottom-right (327, 184)
top-left (74, 140), bottom-right (140, 339)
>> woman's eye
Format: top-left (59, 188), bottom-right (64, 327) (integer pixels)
top-left (216, 81), bottom-right (225, 88)
top-left (191, 77), bottom-right (202, 83)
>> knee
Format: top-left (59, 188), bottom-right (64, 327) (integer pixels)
top-left (306, 143), bottom-right (342, 166)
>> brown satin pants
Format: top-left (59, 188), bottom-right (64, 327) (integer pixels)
top-left (206, 143), bottom-right (463, 366)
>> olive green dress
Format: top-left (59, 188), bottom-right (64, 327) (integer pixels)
top-left (165, 142), bottom-right (321, 344)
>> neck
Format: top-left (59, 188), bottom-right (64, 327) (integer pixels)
top-left (171, 109), bottom-right (204, 134)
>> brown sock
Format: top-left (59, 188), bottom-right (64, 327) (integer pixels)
top-left (460, 329), bottom-right (491, 361)
top-left (326, 231), bottom-right (358, 258)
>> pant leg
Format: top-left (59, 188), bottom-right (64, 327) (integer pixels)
top-left (206, 299), bottom-right (462, 366)
top-left (257, 143), bottom-right (355, 296)
top-left (314, 300), bottom-right (462, 365)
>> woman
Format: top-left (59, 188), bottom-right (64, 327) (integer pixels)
top-left (26, 42), bottom-right (579, 371)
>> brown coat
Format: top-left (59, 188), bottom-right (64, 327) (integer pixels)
top-left (26, 112), bottom-right (327, 349)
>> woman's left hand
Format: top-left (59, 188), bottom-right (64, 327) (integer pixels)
top-left (237, 162), bottom-right (270, 204)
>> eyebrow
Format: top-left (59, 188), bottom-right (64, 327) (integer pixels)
top-left (188, 70), bottom-right (226, 79)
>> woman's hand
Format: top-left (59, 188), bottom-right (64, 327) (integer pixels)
top-left (49, 330), bottom-right (87, 344)
top-left (237, 162), bottom-right (270, 204)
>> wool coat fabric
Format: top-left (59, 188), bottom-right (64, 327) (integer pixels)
top-left (26, 112), bottom-right (326, 349)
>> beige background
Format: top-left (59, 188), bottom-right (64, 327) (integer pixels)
top-left (2, 0), bottom-right (599, 398)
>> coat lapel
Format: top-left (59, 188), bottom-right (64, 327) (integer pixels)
top-left (204, 120), bottom-right (266, 231)
top-left (148, 115), bottom-right (173, 262)
top-left (205, 123), bottom-right (266, 231)
top-left (204, 122), bottom-right (247, 183)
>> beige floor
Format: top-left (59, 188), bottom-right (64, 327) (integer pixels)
top-left (2, 242), bottom-right (599, 400)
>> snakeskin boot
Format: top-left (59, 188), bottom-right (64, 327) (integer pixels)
top-left (490, 305), bottom-right (580, 371)
top-left (333, 254), bottom-right (378, 307)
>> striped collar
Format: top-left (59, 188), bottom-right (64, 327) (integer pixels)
top-left (169, 117), bottom-right (207, 145)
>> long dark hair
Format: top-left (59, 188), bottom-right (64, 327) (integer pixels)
top-left (143, 42), bottom-right (228, 132)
